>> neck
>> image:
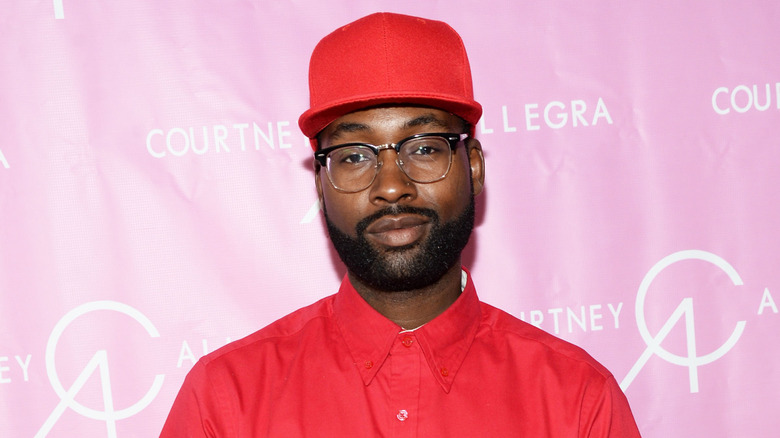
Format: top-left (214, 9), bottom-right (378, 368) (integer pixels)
top-left (349, 262), bottom-right (463, 329)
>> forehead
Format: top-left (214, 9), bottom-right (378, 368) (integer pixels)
top-left (319, 106), bottom-right (463, 146)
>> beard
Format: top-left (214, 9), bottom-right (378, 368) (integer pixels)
top-left (325, 196), bottom-right (475, 292)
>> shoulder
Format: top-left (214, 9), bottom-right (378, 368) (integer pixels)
top-left (477, 301), bottom-right (613, 379)
top-left (200, 294), bottom-right (337, 368)
top-left (162, 295), bottom-right (339, 436)
top-left (473, 303), bottom-right (640, 435)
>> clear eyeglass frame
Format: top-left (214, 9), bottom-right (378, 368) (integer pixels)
top-left (313, 132), bottom-right (469, 193)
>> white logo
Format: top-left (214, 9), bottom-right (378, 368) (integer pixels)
top-left (0, 147), bottom-right (9, 169)
top-left (711, 82), bottom-right (779, 114)
top-left (300, 199), bottom-right (321, 224)
top-left (145, 121), bottom-right (301, 158)
top-left (620, 250), bottom-right (746, 393)
top-left (53, 0), bottom-right (64, 19)
top-left (36, 301), bottom-right (165, 438)
top-left (479, 98), bottom-right (613, 134)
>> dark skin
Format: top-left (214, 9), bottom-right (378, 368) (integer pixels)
top-left (315, 106), bottom-right (485, 329)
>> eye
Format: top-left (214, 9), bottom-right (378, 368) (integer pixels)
top-left (329, 146), bottom-right (374, 167)
top-left (410, 145), bottom-right (438, 155)
top-left (341, 152), bottom-right (371, 164)
top-left (403, 137), bottom-right (449, 158)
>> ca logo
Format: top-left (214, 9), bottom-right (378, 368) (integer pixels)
top-left (36, 301), bottom-right (165, 437)
top-left (620, 250), bottom-right (747, 393)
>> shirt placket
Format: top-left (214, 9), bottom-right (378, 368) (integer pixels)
top-left (388, 331), bottom-right (421, 438)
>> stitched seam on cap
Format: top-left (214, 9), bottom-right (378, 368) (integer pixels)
top-left (382, 14), bottom-right (390, 89)
top-left (455, 30), bottom-right (469, 95)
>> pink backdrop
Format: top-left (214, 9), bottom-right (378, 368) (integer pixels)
top-left (2, 1), bottom-right (779, 436)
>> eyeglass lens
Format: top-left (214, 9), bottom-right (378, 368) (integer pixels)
top-left (326, 136), bottom-right (452, 192)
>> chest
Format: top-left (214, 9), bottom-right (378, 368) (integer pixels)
top-left (232, 338), bottom-right (580, 437)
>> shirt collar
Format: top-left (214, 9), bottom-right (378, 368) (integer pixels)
top-left (332, 267), bottom-right (482, 393)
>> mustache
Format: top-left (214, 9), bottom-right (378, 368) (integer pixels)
top-left (355, 205), bottom-right (439, 236)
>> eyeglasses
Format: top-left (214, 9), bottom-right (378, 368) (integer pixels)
top-left (314, 133), bottom-right (468, 193)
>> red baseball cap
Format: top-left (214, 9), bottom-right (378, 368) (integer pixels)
top-left (298, 12), bottom-right (482, 148)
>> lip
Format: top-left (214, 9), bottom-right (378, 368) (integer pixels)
top-left (364, 215), bottom-right (430, 247)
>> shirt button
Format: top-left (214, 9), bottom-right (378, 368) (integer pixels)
top-left (401, 336), bottom-right (414, 347)
top-left (396, 409), bottom-right (409, 422)
top-left (440, 367), bottom-right (449, 377)
top-left (364, 360), bottom-right (373, 369)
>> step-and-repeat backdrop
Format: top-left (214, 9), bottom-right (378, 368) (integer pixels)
top-left (2, 1), bottom-right (778, 436)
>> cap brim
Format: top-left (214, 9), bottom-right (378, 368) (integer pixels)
top-left (299, 92), bottom-right (482, 140)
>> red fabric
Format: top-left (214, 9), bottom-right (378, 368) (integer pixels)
top-left (161, 270), bottom-right (640, 437)
top-left (298, 12), bottom-right (482, 141)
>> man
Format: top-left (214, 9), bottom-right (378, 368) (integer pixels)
top-left (161, 12), bottom-right (640, 437)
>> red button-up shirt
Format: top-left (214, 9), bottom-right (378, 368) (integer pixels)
top-left (161, 270), bottom-right (640, 437)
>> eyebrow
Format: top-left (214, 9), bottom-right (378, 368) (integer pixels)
top-left (328, 122), bottom-right (371, 142)
top-left (327, 113), bottom-right (453, 143)
top-left (403, 113), bottom-right (452, 130)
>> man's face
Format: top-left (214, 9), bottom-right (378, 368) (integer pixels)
top-left (316, 106), bottom-right (484, 291)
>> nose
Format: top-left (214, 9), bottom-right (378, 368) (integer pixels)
top-left (368, 149), bottom-right (416, 205)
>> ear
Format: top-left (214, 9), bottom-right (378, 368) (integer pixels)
top-left (467, 138), bottom-right (485, 196)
